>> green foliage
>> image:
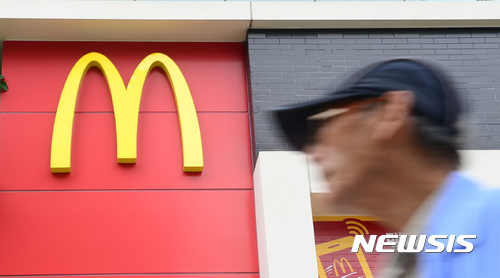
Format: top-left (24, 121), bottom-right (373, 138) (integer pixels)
top-left (0, 75), bottom-right (8, 92)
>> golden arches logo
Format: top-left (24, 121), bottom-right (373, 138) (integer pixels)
top-left (333, 257), bottom-right (353, 276)
top-left (50, 52), bottom-right (203, 173)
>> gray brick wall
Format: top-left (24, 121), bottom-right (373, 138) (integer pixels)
top-left (247, 29), bottom-right (500, 152)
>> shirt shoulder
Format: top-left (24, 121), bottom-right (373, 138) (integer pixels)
top-left (426, 172), bottom-right (500, 236)
top-left (419, 172), bottom-right (500, 278)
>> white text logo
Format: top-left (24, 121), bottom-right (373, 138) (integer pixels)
top-left (351, 235), bottom-right (476, 253)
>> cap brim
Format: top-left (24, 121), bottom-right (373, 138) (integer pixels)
top-left (274, 92), bottom-right (380, 150)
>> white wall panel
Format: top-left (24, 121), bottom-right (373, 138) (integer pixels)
top-left (253, 151), bottom-right (318, 278)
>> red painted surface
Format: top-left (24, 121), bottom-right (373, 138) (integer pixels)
top-left (1, 42), bottom-right (248, 112)
top-left (314, 219), bottom-right (394, 277)
top-left (0, 191), bottom-right (258, 275)
top-left (0, 113), bottom-right (252, 190)
top-left (0, 42), bottom-right (257, 277)
top-left (4, 273), bottom-right (259, 278)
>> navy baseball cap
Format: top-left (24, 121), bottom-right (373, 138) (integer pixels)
top-left (274, 58), bottom-right (461, 150)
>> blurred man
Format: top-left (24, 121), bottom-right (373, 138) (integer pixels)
top-left (274, 58), bottom-right (500, 277)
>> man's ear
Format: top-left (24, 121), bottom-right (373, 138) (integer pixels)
top-left (371, 91), bottom-right (414, 141)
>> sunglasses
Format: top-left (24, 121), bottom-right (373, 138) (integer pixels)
top-left (305, 97), bottom-right (387, 145)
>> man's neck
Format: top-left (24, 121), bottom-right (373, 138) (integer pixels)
top-left (346, 154), bottom-right (454, 232)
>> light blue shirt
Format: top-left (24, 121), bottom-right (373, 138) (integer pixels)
top-left (419, 172), bottom-right (500, 277)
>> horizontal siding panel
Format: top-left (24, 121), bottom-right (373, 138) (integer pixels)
top-left (0, 191), bottom-right (258, 275)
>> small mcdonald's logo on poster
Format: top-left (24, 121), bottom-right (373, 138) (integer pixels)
top-left (314, 217), bottom-right (394, 278)
top-left (316, 236), bottom-right (372, 278)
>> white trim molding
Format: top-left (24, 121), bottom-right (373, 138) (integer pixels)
top-left (253, 151), bottom-right (318, 278)
top-left (0, 1), bottom-right (251, 41)
top-left (1, 1), bottom-right (500, 41)
top-left (251, 2), bottom-right (500, 29)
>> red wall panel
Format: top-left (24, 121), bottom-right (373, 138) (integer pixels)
top-left (0, 276), bottom-right (258, 278)
top-left (0, 41), bottom-right (257, 277)
top-left (1, 42), bottom-right (248, 112)
top-left (0, 191), bottom-right (258, 275)
top-left (0, 113), bottom-right (252, 190)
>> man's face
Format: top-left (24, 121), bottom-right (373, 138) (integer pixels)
top-left (306, 102), bottom-right (384, 212)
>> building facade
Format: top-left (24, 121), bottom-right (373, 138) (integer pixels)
top-left (1, 1), bottom-right (500, 278)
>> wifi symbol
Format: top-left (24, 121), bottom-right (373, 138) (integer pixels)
top-left (345, 219), bottom-right (369, 236)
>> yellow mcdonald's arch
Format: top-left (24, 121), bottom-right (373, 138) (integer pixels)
top-left (333, 258), bottom-right (353, 276)
top-left (50, 52), bottom-right (203, 173)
